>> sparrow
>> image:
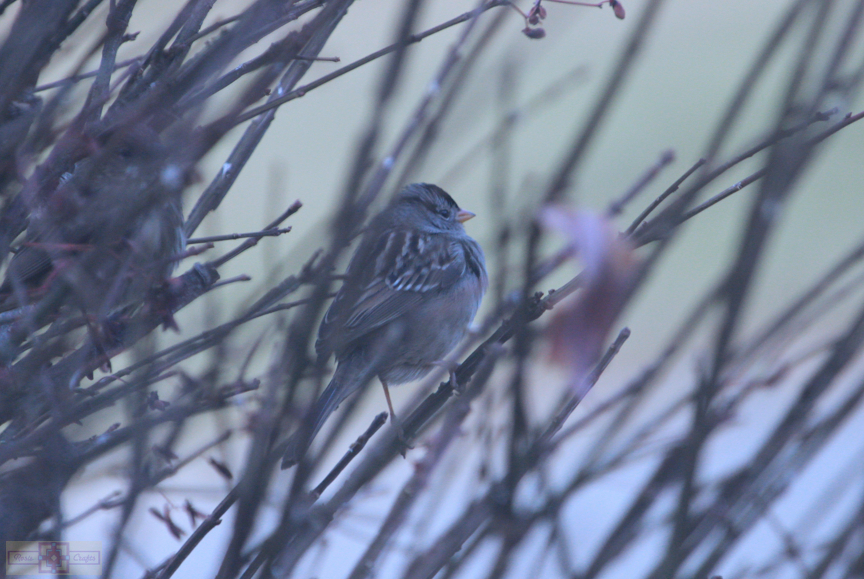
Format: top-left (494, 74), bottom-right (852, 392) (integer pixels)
top-left (1, 125), bottom-right (185, 321)
top-left (282, 183), bottom-right (487, 468)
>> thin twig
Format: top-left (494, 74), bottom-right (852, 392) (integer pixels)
top-left (625, 157), bottom-right (705, 235)
top-left (208, 200), bottom-right (301, 268)
top-left (607, 149), bottom-right (675, 216)
top-left (33, 57), bottom-right (144, 92)
top-left (537, 327), bottom-right (631, 447)
top-left (187, 227), bottom-right (292, 244)
top-left (230, 1), bottom-right (506, 127)
top-left (309, 412), bottom-right (388, 499)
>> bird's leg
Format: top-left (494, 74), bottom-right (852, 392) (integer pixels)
top-left (381, 379), bottom-right (413, 456)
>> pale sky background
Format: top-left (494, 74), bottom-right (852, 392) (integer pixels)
top-left (23, 0), bottom-right (864, 577)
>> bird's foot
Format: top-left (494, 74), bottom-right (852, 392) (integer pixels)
top-left (433, 359), bottom-right (461, 394)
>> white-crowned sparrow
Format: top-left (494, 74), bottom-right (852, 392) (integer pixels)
top-left (281, 183), bottom-right (487, 468)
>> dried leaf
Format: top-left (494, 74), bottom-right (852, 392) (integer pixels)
top-left (540, 207), bottom-right (637, 376)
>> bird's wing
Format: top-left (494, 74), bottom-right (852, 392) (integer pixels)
top-left (316, 229), bottom-right (466, 358)
top-left (0, 245), bottom-right (53, 295)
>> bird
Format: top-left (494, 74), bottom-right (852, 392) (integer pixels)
top-left (281, 183), bottom-right (487, 468)
top-left (0, 124), bottom-right (185, 321)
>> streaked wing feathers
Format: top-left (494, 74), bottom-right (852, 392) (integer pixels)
top-left (316, 229), bottom-right (465, 358)
top-left (1, 246), bottom-right (53, 293)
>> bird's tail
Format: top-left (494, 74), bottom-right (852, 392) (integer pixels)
top-left (280, 358), bottom-right (370, 469)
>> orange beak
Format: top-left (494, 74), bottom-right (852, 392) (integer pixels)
top-left (455, 209), bottom-right (476, 223)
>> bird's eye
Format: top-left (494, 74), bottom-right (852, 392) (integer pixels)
top-left (437, 208), bottom-right (451, 219)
